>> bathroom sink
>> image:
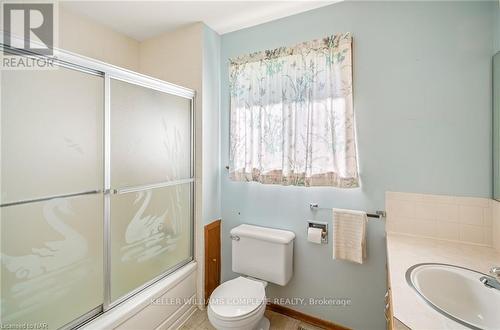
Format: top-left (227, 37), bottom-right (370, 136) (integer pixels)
top-left (406, 263), bottom-right (500, 330)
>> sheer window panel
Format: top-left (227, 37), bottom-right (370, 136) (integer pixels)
top-left (229, 33), bottom-right (358, 187)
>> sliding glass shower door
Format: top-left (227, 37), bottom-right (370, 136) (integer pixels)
top-left (1, 67), bottom-right (105, 329)
top-left (108, 78), bottom-right (193, 304)
top-left (1, 56), bottom-right (195, 328)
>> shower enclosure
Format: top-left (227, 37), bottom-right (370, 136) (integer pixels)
top-left (0, 47), bottom-right (195, 329)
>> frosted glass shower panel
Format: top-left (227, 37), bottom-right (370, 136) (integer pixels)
top-left (109, 183), bottom-right (192, 301)
top-left (0, 194), bottom-right (104, 329)
top-left (110, 78), bottom-right (192, 189)
top-left (1, 68), bottom-right (104, 204)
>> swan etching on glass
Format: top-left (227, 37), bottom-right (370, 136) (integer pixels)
top-left (120, 190), bottom-right (179, 263)
top-left (120, 122), bottom-right (188, 263)
top-left (1, 198), bottom-right (90, 320)
top-left (125, 190), bottom-right (165, 242)
top-left (1, 198), bottom-right (88, 279)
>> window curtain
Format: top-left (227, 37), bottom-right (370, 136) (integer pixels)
top-left (229, 33), bottom-right (359, 187)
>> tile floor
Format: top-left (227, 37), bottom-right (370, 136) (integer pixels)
top-left (180, 308), bottom-right (324, 330)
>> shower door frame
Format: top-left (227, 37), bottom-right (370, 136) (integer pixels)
top-left (103, 73), bottom-right (196, 311)
top-left (1, 42), bottom-right (196, 328)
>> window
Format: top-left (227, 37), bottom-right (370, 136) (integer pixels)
top-left (229, 33), bottom-right (359, 187)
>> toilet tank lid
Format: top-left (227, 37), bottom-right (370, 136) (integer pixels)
top-left (230, 224), bottom-right (295, 244)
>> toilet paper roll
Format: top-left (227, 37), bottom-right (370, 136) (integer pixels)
top-left (307, 227), bottom-right (323, 244)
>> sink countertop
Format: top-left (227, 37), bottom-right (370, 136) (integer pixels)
top-left (386, 233), bottom-right (500, 330)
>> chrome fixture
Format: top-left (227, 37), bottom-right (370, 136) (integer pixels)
top-left (480, 276), bottom-right (500, 290)
top-left (0, 190), bottom-right (101, 207)
top-left (113, 178), bottom-right (195, 195)
top-left (480, 266), bottom-right (500, 290)
top-left (490, 266), bottom-right (500, 278)
top-left (309, 203), bottom-right (386, 219)
top-left (307, 221), bottom-right (328, 244)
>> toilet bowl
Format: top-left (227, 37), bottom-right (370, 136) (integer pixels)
top-left (207, 277), bottom-right (269, 330)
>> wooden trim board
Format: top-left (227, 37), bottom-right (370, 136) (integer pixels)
top-left (266, 303), bottom-right (351, 330)
top-left (204, 219), bottom-right (221, 303)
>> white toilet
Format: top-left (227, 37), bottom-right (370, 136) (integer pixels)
top-left (207, 224), bottom-right (295, 330)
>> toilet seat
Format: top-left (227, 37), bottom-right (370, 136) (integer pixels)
top-left (207, 301), bottom-right (267, 330)
top-left (208, 276), bottom-right (266, 320)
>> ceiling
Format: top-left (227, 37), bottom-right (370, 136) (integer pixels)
top-left (60, 1), bottom-right (337, 41)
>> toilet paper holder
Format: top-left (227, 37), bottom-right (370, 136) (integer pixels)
top-left (307, 221), bottom-right (328, 244)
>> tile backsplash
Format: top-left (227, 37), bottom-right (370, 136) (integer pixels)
top-left (492, 200), bottom-right (500, 251)
top-left (386, 191), bottom-right (495, 247)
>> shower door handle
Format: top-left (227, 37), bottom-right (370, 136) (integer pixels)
top-left (0, 189), bottom-right (101, 207)
top-left (113, 178), bottom-right (195, 195)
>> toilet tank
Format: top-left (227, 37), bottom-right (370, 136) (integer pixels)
top-left (230, 224), bottom-right (295, 286)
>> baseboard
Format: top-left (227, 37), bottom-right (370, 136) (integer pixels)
top-left (266, 303), bottom-right (350, 330)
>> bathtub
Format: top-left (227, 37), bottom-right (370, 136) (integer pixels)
top-left (81, 262), bottom-right (198, 330)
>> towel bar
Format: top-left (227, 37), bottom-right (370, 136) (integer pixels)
top-left (309, 203), bottom-right (386, 219)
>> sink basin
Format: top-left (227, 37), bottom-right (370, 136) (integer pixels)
top-left (406, 263), bottom-right (500, 330)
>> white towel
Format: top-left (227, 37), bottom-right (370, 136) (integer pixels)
top-left (332, 208), bottom-right (367, 264)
